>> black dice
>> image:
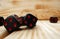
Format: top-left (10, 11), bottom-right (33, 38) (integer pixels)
top-left (50, 17), bottom-right (58, 23)
top-left (18, 17), bottom-right (25, 26)
top-left (4, 15), bottom-right (20, 33)
top-left (25, 14), bottom-right (38, 29)
top-left (0, 14), bottom-right (38, 33)
top-left (0, 16), bottom-right (4, 26)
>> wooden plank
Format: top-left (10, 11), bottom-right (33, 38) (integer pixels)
top-left (0, 0), bottom-right (60, 20)
top-left (4, 21), bottom-right (60, 39)
top-left (0, 26), bottom-right (9, 39)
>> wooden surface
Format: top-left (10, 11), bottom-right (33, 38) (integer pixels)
top-left (0, 0), bottom-right (60, 39)
top-left (0, 26), bottom-right (9, 39)
top-left (0, 20), bottom-right (59, 39)
top-left (0, 0), bottom-right (60, 20)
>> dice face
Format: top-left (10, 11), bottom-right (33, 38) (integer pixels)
top-left (25, 14), bottom-right (38, 23)
top-left (27, 22), bottom-right (36, 29)
top-left (25, 14), bottom-right (38, 28)
top-left (18, 17), bottom-right (25, 25)
top-left (0, 17), bottom-right (4, 26)
top-left (4, 16), bottom-right (20, 33)
top-left (50, 17), bottom-right (58, 23)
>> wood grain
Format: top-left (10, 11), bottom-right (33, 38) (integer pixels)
top-left (4, 20), bottom-right (60, 39)
top-left (0, 0), bottom-right (60, 20)
top-left (0, 26), bottom-right (9, 39)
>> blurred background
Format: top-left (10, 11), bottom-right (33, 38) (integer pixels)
top-left (0, 0), bottom-right (60, 20)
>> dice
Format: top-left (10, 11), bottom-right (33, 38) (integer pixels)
top-left (50, 17), bottom-right (58, 23)
top-left (4, 15), bottom-right (20, 33)
top-left (18, 16), bottom-right (25, 26)
top-left (25, 14), bottom-right (38, 29)
top-left (0, 14), bottom-right (38, 33)
top-left (0, 16), bottom-right (4, 26)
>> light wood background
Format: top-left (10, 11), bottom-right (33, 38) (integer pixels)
top-left (0, 0), bottom-right (60, 20)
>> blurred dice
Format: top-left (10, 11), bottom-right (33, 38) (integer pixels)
top-left (4, 15), bottom-right (20, 33)
top-left (0, 16), bottom-right (4, 26)
top-left (18, 16), bottom-right (25, 26)
top-left (1, 14), bottom-right (38, 33)
top-left (25, 14), bottom-right (38, 29)
top-left (50, 17), bottom-right (58, 23)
